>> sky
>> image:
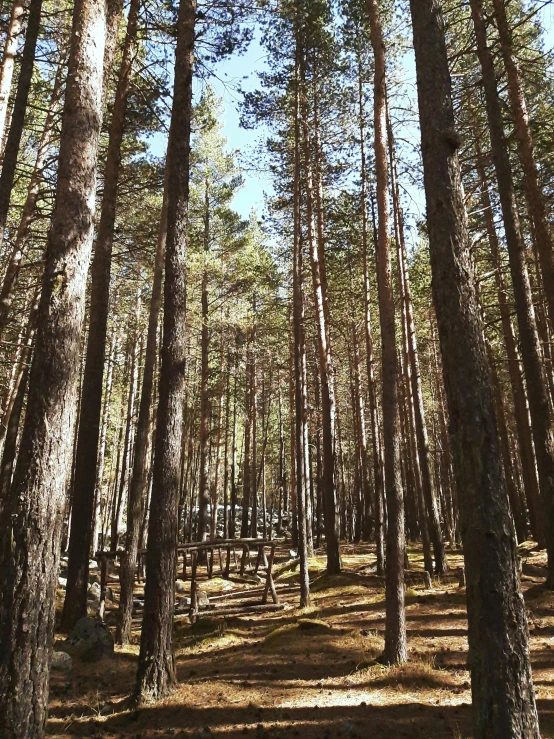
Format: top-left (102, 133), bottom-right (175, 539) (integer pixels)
top-left (150, 4), bottom-right (554, 225)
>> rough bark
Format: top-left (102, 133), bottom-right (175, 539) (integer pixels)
top-left (135, 0), bottom-right (195, 703)
top-left (61, 0), bottom-right (141, 633)
top-left (0, 0), bottom-right (108, 734)
top-left (0, 0), bottom-right (25, 154)
top-left (0, 0), bottom-right (42, 252)
top-left (410, 1), bottom-right (540, 736)
top-left (117, 189), bottom-right (166, 644)
top-left (469, 0), bottom-right (554, 586)
top-left (368, 0), bottom-right (406, 666)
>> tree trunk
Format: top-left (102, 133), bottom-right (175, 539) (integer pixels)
top-left (368, 0), bottom-right (406, 666)
top-left (293, 28), bottom-right (310, 607)
top-left (117, 186), bottom-right (166, 644)
top-left (0, 0), bottom-right (109, 733)
top-left (61, 0), bottom-right (141, 633)
top-left (135, 0), bottom-right (195, 702)
top-left (0, 0), bottom-right (42, 252)
top-left (469, 0), bottom-right (554, 586)
top-left (0, 0), bottom-right (25, 154)
top-left (491, 0), bottom-right (554, 329)
top-left (410, 1), bottom-right (540, 736)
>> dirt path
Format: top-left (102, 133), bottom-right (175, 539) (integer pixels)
top-left (47, 545), bottom-right (554, 738)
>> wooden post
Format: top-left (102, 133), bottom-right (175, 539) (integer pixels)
top-left (240, 545), bottom-right (248, 575)
top-left (189, 551), bottom-right (199, 623)
top-left (262, 545), bottom-right (278, 605)
top-left (98, 554), bottom-right (108, 621)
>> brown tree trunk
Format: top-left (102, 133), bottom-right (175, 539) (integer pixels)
top-left (301, 62), bottom-right (340, 575)
top-left (135, 0), bottom-right (195, 702)
top-left (117, 186), bottom-right (166, 644)
top-left (0, 0), bottom-right (42, 252)
top-left (410, 1), bottom-right (540, 735)
top-left (197, 181), bottom-right (211, 543)
top-left (491, 0), bottom-right (554, 329)
top-left (368, 0), bottom-right (406, 666)
top-left (0, 0), bottom-right (25, 153)
top-left (61, 0), bottom-right (141, 633)
top-left (0, 0), bottom-right (110, 733)
top-left (470, 0), bottom-right (554, 586)
top-left (293, 28), bottom-right (310, 607)
top-left (0, 52), bottom-right (65, 342)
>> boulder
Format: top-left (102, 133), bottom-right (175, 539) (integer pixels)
top-left (65, 616), bottom-right (114, 662)
top-left (51, 651), bottom-right (72, 671)
top-left (176, 596), bottom-right (192, 610)
top-left (58, 577), bottom-right (67, 589)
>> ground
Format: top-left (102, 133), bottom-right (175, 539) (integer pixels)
top-left (48, 544), bottom-right (554, 738)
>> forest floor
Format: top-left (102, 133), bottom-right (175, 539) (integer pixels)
top-left (48, 544), bottom-right (554, 739)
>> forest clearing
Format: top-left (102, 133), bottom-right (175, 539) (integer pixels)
top-left (47, 543), bottom-right (554, 739)
top-left (1, 0), bottom-right (554, 736)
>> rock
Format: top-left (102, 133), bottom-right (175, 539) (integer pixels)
top-left (58, 577), bottom-right (67, 589)
top-left (88, 581), bottom-right (101, 601)
top-left (51, 651), bottom-right (72, 671)
top-left (175, 579), bottom-right (188, 594)
top-left (197, 590), bottom-right (209, 608)
top-left (176, 596), bottom-right (191, 609)
top-left (65, 616), bottom-right (114, 662)
top-left (89, 572), bottom-right (101, 585)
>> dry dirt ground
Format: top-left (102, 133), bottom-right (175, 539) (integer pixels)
top-left (47, 544), bottom-right (554, 739)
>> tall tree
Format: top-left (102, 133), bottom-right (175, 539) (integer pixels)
top-left (135, 0), bottom-right (196, 702)
top-left (409, 0), bottom-right (540, 735)
top-left (367, 0), bottom-right (406, 666)
top-left (0, 0), bottom-right (109, 734)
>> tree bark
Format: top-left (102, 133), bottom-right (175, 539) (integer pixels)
top-left (61, 0), bottom-right (141, 633)
top-left (0, 0), bottom-right (42, 252)
top-left (117, 185), bottom-right (166, 644)
top-left (410, 1), bottom-right (540, 736)
top-left (0, 0), bottom-right (109, 733)
top-left (0, 0), bottom-right (25, 155)
top-left (469, 0), bottom-right (554, 586)
top-left (135, 0), bottom-right (195, 702)
top-left (368, 0), bottom-right (406, 666)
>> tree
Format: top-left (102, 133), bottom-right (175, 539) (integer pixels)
top-left (409, 0), bottom-right (540, 735)
top-left (0, 0), bottom-right (110, 733)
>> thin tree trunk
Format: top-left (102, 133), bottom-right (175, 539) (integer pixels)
top-left (368, 0), bottom-right (406, 666)
top-left (0, 0), bottom-right (109, 733)
top-left (0, 0), bottom-right (25, 154)
top-left (135, 0), bottom-right (195, 702)
top-left (0, 0), bottom-right (42, 252)
top-left (117, 188), bottom-right (166, 644)
top-left (410, 1), bottom-right (540, 735)
top-left (470, 0), bottom-right (554, 586)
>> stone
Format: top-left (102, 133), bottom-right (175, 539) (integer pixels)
top-left (52, 651), bottom-right (72, 671)
top-left (65, 616), bottom-right (114, 662)
top-left (197, 590), bottom-right (209, 608)
top-left (175, 579), bottom-right (188, 594)
top-left (176, 596), bottom-right (192, 610)
top-left (58, 577), bottom-right (67, 589)
top-left (88, 581), bottom-right (101, 601)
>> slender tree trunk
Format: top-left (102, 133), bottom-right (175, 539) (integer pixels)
top-left (301, 62), bottom-right (340, 575)
top-left (410, 1), bottom-right (540, 736)
top-left (469, 0), bottom-right (554, 586)
top-left (368, 0), bottom-right (406, 665)
top-left (0, 0), bottom-right (25, 155)
top-left (61, 0), bottom-right (142, 633)
top-left (117, 187), bottom-right (166, 644)
top-left (197, 181), bottom-right (211, 543)
top-left (0, 0), bottom-right (109, 733)
top-left (135, 0), bottom-right (195, 702)
top-left (0, 0), bottom-right (42, 252)
top-left (491, 0), bottom-right (554, 329)
top-left (293, 29), bottom-right (310, 607)
top-left (476, 150), bottom-right (542, 544)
